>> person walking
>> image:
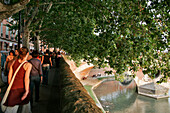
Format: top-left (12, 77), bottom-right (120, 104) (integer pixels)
top-left (55, 50), bottom-right (61, 68)
top-left (14, 49), bottom-right (19, 60)
top-left (1, 52), bottom-right (7, 71)
top-left (28, 50), bottom-right (43, 108)
top-left (3, 47), bottom-right (32, 113)
top-left (4, 50), bottom-right (15, 83)
top-left (41, 51), bottom-right (52, 85)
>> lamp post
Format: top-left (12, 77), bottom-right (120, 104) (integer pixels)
top-left (18, 11), bottom-right (21, 49)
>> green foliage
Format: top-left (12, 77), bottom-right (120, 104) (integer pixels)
top-left (10, 0), bottom-right (19, 4)
top-left (40, 0), bottom-right (169, 82)
top-left (8, 0), bottom-right (169, 82)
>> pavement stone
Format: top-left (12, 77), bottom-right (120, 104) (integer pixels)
top-left (32, 67), bottom-right (61, 113)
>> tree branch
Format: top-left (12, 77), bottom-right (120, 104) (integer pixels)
top-left (46, 2), bottom-right (53, 13)
top-left (34, 28), bottom-right (59, 32)
top-left (0, 0), bottom-right (30, 21)
top-left (25, 7), bottom-right (39, 27)
top-left (40, 2), bottom-right (74, 6)
top-left (0, 0), bottom-right (30, 12)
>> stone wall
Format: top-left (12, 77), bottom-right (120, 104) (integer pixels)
top-left (59, 58), bottom-right (103, 113)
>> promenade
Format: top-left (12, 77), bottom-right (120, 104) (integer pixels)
top-left (0, 65), bottom-right (61, 113)
top-left (31, 66), bottom-right (61, 113)
top-left (0, 58), bottom-right (103, 113)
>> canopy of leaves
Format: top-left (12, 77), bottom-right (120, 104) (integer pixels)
top-left (10, 0), bottom-right (170, 82)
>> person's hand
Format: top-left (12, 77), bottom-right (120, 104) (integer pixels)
top-left (21, 91), bottom-right (28, 100)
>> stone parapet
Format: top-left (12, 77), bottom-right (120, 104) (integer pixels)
top-left (59, 58), bottom-right (103, 113)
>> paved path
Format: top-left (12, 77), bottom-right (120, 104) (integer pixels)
top-left (32, 67), bottom-right (61, 113)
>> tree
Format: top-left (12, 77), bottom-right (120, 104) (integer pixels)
top-left (0, 0), bottom-right (30, 86)
top-left (4, 0), bottom-right (169, 82)
top-left (8, 0), bottom-right (53, 49)
top-left (39, 0), bottom-right (169, 82)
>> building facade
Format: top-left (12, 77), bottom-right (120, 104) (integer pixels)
top-left (0, 17), bottom-right (18, 51)
top-left (1, 17), bottom-right (46, 53)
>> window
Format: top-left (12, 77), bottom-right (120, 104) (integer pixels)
top-left (11, 37), bottom-right (14, 40)
top-left (6, 26), bottom-right (9, 38)
top-left (6, 35), bottom-right (9, 38)
top-left (8, 17), bottom-right (12, 22)
top-left (1, 23), bottom-right (3, 37)
top-left (15, 30), bottom-right (18, 40)
top-left (6, 26), bottom-right (8, 35)
top-left (10, 31), bottom-right (12, 39)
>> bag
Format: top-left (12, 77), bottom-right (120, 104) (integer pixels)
top-left (1, 61), bottom-right (27, 112)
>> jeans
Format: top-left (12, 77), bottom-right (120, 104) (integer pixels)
top-left (30, 76), bottom-right (41, 106)
top-left (42, 66), bottom-right (50, 85)
top-left (1, 59), bottom-right (5, 70)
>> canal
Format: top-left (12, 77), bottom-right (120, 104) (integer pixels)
top-left (94, 80), bottom-right (170, 113)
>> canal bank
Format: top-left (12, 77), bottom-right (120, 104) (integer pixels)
top-left (93, 80), bottom-right (170, 113)
top-left (81, 76), bottom-right (170, 113)
top-left (81, 77), bottom-right (115, 113)
top-left (81, 77), bottom-right (105, 113)
top-left (63, 56), bottom-right (170, 112)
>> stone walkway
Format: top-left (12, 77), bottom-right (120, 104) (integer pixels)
top-left (32, 67), bottom-right (61, 113)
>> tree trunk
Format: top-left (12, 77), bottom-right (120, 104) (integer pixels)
top-left (0, 0), bottom-right (29, 84)
top-left (34, 35), bottom-right (40, 51)
top-left (22, 28), bottom-right (30, 49)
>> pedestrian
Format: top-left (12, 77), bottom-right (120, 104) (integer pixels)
top-left (41, 51), bottom-right (52, 85)
top-left (1, 52), bottom-right (7, 71)
top-left (3, 47), bottom-right (32, 113)
top-left (28, 50), bottom-right (43, 108)
top-left (29, 49), bottom-right (33, 56)
top-left (49, 52), bottom-right (53, 68)
top-left (27, 51), bottom-right (32, 61)
top-left (38, 52), bottom-right (43, 62)
top-left (14, 49), bottom-right (19, 60)
top-left (55, 50), bottom-right (61, 68)
top-left (4, 50), bottom-right (15, 83)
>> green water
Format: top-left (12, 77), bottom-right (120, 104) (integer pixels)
top-left (94, 80), bottom-right (170, 113)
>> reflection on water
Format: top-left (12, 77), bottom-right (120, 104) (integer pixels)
top-left (94, 80), bottom-right (170, 113)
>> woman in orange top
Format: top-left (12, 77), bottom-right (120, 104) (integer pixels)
top-left (4, 50), bottom-right (15, 79)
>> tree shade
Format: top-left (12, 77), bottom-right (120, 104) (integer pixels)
top-left (7, 0), bottom-right (170, 82)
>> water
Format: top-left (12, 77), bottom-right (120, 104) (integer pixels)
top-left (94, 80), bottom-right (170, 113)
